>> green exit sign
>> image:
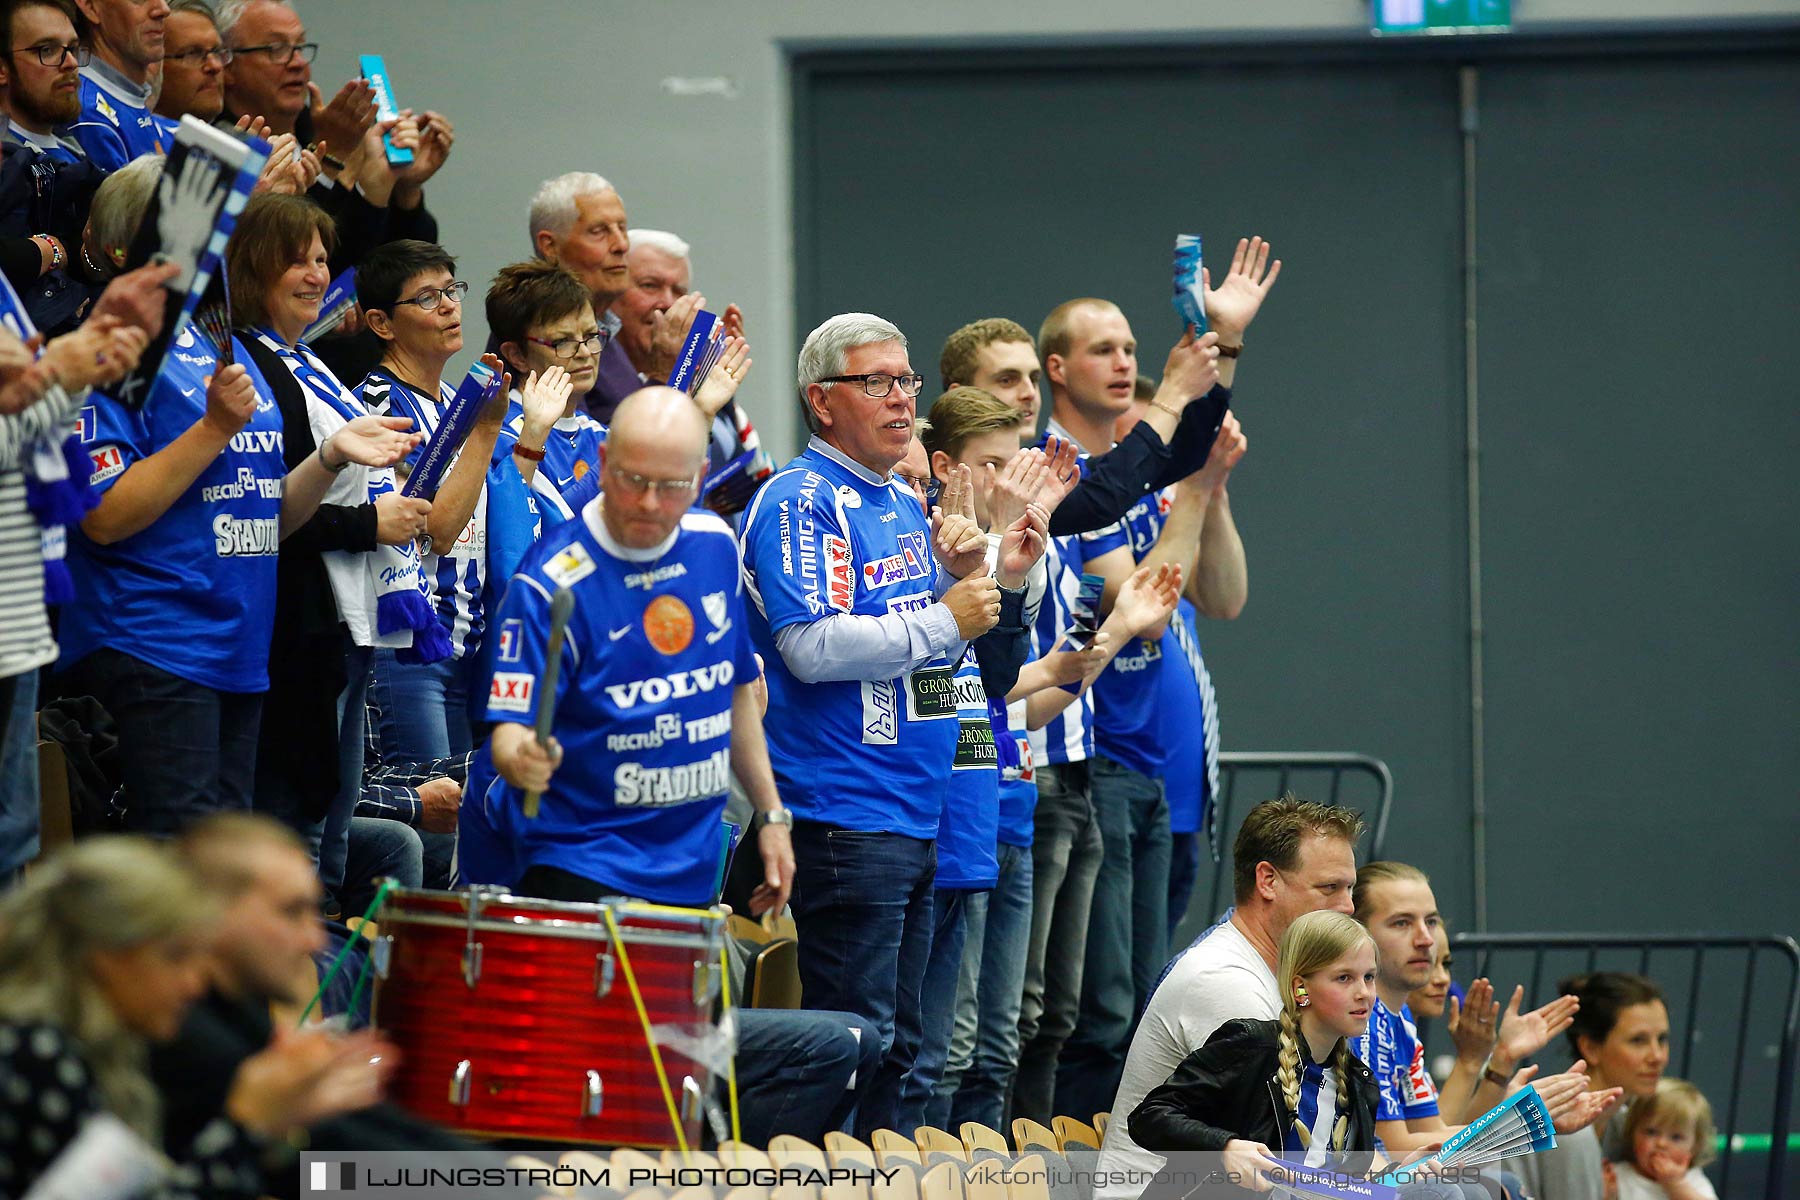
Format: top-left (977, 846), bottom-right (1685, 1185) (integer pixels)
top-left (1373, 0), bottom-right (1512, 34)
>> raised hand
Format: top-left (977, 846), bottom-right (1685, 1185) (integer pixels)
top-left (309, 79), bottom-right (378, 160)
top-left (232, 112), bottom-right (274, 142)
top-left (996, 503), bottom-right (1049, 590)
top-left (1157, 327), bottom-right (1222, 404)
top-left (475, 355), bottom-right (511, 430)
top-left (330, 414), bottom-right (423, 469)
top-left (1204, 235), bottom-right (1282, 342)
top-left (931, 461), bottom-right (988, 579)
top-left (1446, 976), bottom-right (1499, 1063)
top-left (1496, 986), bottom-right (1580, 1066)
top-left (518, 364), bottom-right (573, 434)
top-left (985, 446), bottom-right (1047, 535)
top-left (1539, 1061), bottom-right (1625, 1135)
top-left (393, 109), bottom-right (455, 191)
top-left (1115, 562), bottom-right (1182, 636)
top-left (722, 303), bottom-right (746, 340)
top-left (942, 565), bottom-right (1001, 639)
top-left (647, 291), bottom-right (707, 381)
top-left (1032, 434), bottom-right (1082, 517)
top-left (695, 335), bottom-right (751, 418)
top-left (253, 133), bottom-right (300, 195)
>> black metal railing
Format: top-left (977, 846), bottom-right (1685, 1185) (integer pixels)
top-left (1182, 752), bottom-right (1393, 930)
top-left (1449, 932), bottom-right (1800, 1200)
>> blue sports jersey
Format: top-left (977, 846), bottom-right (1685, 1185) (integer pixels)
top-left (935, 646), bottom-right (999, 889)
top-left (1350, 997), bottom-right (1440, 1122)
top-left (1091, 483), bottom-right (1174, 777)
top-left (60, 329), bottom-right (285, 692)
top-left (72, 63), bottom-right (165, 173)
top-left (1160, 599), bottom-right (1207, 835)
top-left (740, 439), bottom-right (958, 837)
top-left (460, 504), bottom-right (755, 904)
top-left (2, 121), bottom-right (84, 164)
top-left (358, 369), bottom-right (489, 661)
top-left (504, 397), bottom-right (607, 528)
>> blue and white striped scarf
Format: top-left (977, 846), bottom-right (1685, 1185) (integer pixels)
top-left (253, 329), bottom-right (447, 661)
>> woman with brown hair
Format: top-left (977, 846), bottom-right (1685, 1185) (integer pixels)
top-left (228, 193), bottom-right (436, 916)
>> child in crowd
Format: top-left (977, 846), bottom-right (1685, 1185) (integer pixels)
top-left (1611, 1078), bottom-right (1718, 1200)
top-left (1129, 909), bottom-right (1488, 1199)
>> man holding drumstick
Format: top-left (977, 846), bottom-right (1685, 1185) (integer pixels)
top-left (462, 383), bottom-right (793, 911)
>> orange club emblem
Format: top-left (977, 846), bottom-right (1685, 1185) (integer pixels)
top-left (643, 595), bottom-right (694, 655)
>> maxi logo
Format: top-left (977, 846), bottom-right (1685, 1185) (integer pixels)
top-left (604, 661), bottom-right (736, 709)
top-left (824, 535), bottom-right (853, 611)
top-left (489, 671), bottom-right (534, 713)
top-left (88, 445), bottom-right (124, 485)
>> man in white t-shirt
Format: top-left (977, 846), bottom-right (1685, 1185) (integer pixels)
top-left (1094, 797), bottom-right (1363, 1200)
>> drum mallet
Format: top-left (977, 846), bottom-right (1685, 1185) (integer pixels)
top-left (522, 586), bottom-right (575, 819)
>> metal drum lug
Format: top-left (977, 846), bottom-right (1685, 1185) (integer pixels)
top-left (461, 941), bottom-right (483, 988)
top-left (692, 957), bottom-right (720, 1007)
top-left (371, 934), bottom-right (393, 980)
top-left (581, 1070), bottom-right (604, 1118)
top-left (449, 1060), bottom-right (471, 1106)
top-left (594, 950), bottom-right (615, 998)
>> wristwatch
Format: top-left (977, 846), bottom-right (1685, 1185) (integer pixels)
top-left (761, 807), bottom-right (793, 828)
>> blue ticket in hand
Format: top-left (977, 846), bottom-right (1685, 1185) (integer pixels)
top-left (1172, 233), bottom-right (1207, 335)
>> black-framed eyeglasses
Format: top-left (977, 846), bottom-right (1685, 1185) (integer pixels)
top-left (820, 372), bottom-right (924, 398)
top-left (231, 40), bottom-right (318, 65)
top-left (391, 281), bottom-right (468, 312)
top-left (162, 45), bottom-right (233, 67)
top-left (13, 41), bottom-right (90, 67)
top-left (527, 331), bottom-right (606, 360)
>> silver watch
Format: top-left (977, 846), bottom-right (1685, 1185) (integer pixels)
top-left (762, 807), bottom-right (793, 828)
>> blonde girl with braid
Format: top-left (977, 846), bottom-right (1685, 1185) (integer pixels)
top-left (1130, 911), bottom-right (1474, 1197)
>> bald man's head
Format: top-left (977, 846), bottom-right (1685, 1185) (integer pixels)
top-left (600, 386), bottom-right (711, 549)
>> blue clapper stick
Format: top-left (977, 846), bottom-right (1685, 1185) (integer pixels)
top-left (400, 360), bottom-right (500, 499)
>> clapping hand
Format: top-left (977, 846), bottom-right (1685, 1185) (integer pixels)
top-left (1495, 986), bottom-right (1581, 1068)
top-left (309, 78), bottom-right (378, 159)
top-left (328, 414), bottom-right (423, 469)
top-left (1114, 562), bottom-right (1182, 636)
top-left (393, 109), bottom-right (455, 193)
top-left (984, 446), bottom-right (1048, 535)
top-left (1157, 327), bottom-right (1222, 404)
top-left (1447, 976), bottom-right (1500, 1063)
top-left (39, 316), bottom-right (149, 394)
top-left (1192, 410), bottom-right (1247, 494)
top-left (996, 503), bottom-right (1049, 590)
top-left (1032, 434), bottom-right (1082, 516)
top-left (931, 462), bottom-right (988, 579)
top-left (1204, 235), bottom-right (1282, 343)
top-left (695, 335), bottom-right (751, 418)
top-left (518, 364), bottom-right (573, 436)
top-left (647, 291), bottom-right (707, 382)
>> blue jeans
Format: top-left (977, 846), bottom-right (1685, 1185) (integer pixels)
top-left (735, 1008), bottom-right (880, 1145)
top-left (1166, 829), bottom-right (1202, 942)
top-left (319, 640), bottom-right (374, 906)
top-left (0, 670), bottom-right (40, 878)
top-left (899, 886), bottom-right (974, 1130)
top-left (947, 840), bottom-right (1033, 1130)
top-left (787, 819), bottom-right (936, 1137)
top-left (1014, 761), bottom-right (1101, 1124)
top-left (63, 647), bottom-right (260, 835)
top-left (340, 815), bottom-right (423, 918)
top-left (1057, 755), bottom-right (1170, 1121)
top-left (368, 649), bottom-right (473, 764)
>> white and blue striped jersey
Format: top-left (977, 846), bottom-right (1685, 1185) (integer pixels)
top-left (357, 369), bottom-right (490, 660)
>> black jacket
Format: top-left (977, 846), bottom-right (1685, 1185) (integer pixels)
top-left (1130, 1018), bottom-right (1382, 1177)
